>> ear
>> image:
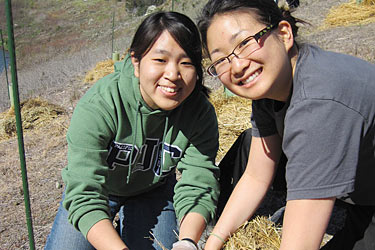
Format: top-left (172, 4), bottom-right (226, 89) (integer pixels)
top-left (130, 51), bottom-right (140, 78)
top-left (276, 20), bottom-right (295, 52)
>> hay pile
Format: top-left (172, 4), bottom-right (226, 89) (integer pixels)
top-left (322, 0), bottom-right (375, 28)
top-left (223, 216), bottom-right (281, 250)
top-left (0, 98), bottom-right (67, 140)
top-left (84, 52), bottom-right (128, 84)
top-left (210, 88), bottom-right (252, 161)
top-left (84, 59), bottom-right (115, 84)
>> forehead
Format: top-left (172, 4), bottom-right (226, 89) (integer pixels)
top-left (206, 11), bottom-right (265, 55)
top-left (149, 31), bottom-right (178, 51)
top-left (146, 30), bottom-right (186, 56)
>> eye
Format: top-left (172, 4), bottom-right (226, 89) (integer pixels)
top-left (214, 57), bottom-right (227, 66)
top-left (153, 58), bottom-right (166, 63)
top-left (237, 37), bottom-right (253, 49)
top-left (181, 61), bottom-right (194, 66)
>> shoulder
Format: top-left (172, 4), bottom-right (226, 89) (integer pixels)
top-left (79, 72), bottom-right (120, 104)
top-left (292, 44), bottom-right (375, 117)
top-left (296, 44), bottom-right (375, 83)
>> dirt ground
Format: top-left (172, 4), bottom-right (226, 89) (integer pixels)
top-left (0, 0), bottom-right (375, 249)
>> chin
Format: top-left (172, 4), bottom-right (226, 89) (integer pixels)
top-left (158, 102), bottom-right (180, 111)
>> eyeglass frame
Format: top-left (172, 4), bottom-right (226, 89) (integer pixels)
top-left (207, 23), bottom-right (278, 77)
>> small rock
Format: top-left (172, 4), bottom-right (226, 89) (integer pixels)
top-left (55, 181), bottom-right (63, 189)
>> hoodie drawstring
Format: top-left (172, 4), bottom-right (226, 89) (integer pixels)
top-left (126, 101), bottom-right (170, 183)
top-left (127, 101), bottom-right (141, 184)
top-left (160, 116), bottom-right (169, 173)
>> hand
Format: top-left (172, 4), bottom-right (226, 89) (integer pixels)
top-left (172, 239), bottom-right (198, 250)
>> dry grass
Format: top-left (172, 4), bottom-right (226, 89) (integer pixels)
top-left (84, 59), bottom-right (116, 84)
top-left (224, 216), bottom-right (281, 250)
top-left (0, 98), bottom-right (70, 249)
top-left (322, 0), bottom-right (375, 29)
top-left (0, 97), bottom-right (67, 141)
top-left (209, 88), bottom-right (252, 161)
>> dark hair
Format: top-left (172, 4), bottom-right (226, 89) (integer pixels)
top-left (130, 11), bottom-right (209, 97)
top-left (198, 0), bottom-right (304, 55)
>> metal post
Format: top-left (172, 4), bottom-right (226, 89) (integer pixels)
top-left (5, 1), bottom-right (36, 249)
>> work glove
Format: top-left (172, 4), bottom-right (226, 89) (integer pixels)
top-left (171, 239), bottom-right (198, 250)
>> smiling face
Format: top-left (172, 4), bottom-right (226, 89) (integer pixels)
top-left (131, 30), bottom-right (197, 110)
top-left (206, 11), bottom-right (296, 102)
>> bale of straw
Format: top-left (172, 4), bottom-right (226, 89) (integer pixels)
top-left (0, 97), bottom-right (66, 140)
top-left (322, 0), bottom-right (375, 29)
top-left (223, 216), bottom-right (281, 250)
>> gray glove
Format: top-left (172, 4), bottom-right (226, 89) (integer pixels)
top-left (171, 239), bottom-right (198, 250)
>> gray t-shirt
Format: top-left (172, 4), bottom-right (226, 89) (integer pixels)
top-left (251, 44), bottom-right (375, 205)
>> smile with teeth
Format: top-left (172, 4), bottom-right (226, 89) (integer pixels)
top-left (159, 85), bottom-right (177, 93)
top-left (241, 69), bottom-right (262, 85)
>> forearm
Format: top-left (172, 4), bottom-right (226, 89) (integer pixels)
top-left (280, 198), bottom-right (335, 250)
top-left (179, 212), bottom-right (207, 244)
top-left (205, 172), bottom-right (271, 249)
top-left (87, 219), bottom-right (128, 250)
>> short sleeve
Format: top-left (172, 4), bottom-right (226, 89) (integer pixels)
top-left (283, 99), bottom-right (365, 201)
top-left (251, 99), bottom-right (278, 137)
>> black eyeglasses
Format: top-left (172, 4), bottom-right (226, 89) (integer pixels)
top-left (207, 24), bottom-right (277, 77)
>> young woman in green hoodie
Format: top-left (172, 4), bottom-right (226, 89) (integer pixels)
top-left (45, 11), bottom-right (220, 250)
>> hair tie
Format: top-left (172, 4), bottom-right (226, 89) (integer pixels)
top-left (210, 232), bottom-right (226, 243)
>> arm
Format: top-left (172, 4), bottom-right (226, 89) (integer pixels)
top-left (173, 98), bottom-right (220, 241)
top-left (280, 198), bottom-right (335, 250)
top-left (179, 212), bottom-right (207, 243)
top-left (205, 134), bottom-right (282, 250)
top-left (62, 96), bottom-right (119, 242)
top-left (87, 219), bottom-right (128, 250)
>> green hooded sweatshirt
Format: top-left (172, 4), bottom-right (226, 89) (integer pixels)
top-left (62, 55), bottom-right (220, 237)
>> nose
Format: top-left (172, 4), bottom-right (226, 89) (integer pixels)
top-left (230, 56), bottom-right (249, 78)
top-left (164, 63), bottom-right (181, 81)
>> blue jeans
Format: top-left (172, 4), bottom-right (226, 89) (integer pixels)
top-left (45, 175), bottom-right (178, 250)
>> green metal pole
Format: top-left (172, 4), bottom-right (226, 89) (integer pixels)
top-left (5, 1), bottom-right (36, 249)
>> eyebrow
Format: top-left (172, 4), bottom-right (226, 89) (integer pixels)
top-left (153, 49), bottom-right (171, 55)
top-left (153, 48), bottom-right (189, 59)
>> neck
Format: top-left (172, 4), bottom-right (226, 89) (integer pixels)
top-left (289, 44), bottom-right (299, 78)
top-left (277, 44), bottom-right (298, 102)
